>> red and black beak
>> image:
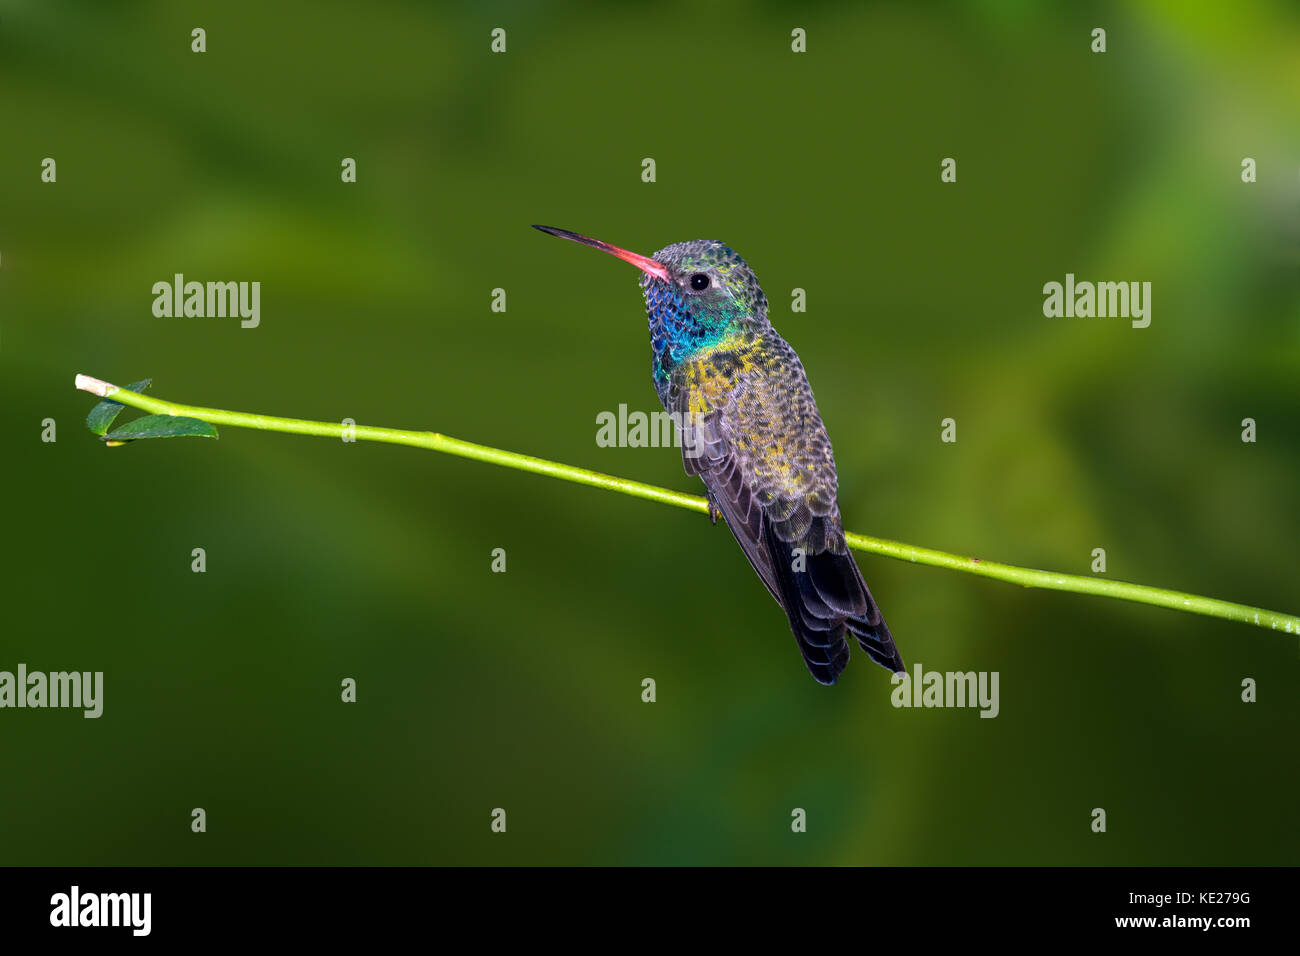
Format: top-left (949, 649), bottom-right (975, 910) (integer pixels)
top-left (532, 225), bottom-right (670, 282)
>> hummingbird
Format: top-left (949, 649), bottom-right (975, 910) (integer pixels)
top-left (533, 225), bottom-right (904, 684)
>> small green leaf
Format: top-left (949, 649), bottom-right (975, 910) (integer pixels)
top-left (86, 378), bottom-right (153, 436)
top-left (102, 415), bottom-right (218, 443)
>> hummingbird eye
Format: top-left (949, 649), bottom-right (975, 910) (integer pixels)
top-left (689, 273), bottom-right (710, 292)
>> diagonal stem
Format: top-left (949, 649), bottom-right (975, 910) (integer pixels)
top-left (73, 374), bottom-right (1300, 637)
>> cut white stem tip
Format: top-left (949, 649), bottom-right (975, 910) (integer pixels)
top-left (74, 374), bottom-right (118, 398)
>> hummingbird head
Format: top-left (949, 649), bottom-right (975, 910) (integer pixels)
top-left (640, 238), bottom-right (769, 322)
top-left (532, 226), bottom-right (769, 382)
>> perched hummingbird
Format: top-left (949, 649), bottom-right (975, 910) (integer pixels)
top-left (533, 225), bottom-right (904, 684)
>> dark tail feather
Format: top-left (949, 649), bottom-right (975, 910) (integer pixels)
top-left (765, 520), bottom-right (904, 682)
top-left (845, 614), bottom-right (905, 673)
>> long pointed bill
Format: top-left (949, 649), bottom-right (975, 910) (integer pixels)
top-left (532, 225), bottom-right (670, 282)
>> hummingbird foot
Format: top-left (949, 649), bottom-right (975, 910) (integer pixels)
top-left (706, 492), bottom-right (722, 526)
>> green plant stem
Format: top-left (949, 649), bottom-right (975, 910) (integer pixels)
top-left (73, 374), bottom-right (1300, 638)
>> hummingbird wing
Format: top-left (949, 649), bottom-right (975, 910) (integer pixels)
top-left (670, 336), bottom-right (904, 684)
top-left (679, 407), bottom-right (783, 601)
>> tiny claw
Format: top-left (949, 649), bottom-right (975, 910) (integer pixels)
top-left (706, 494), bottom-right (721, 526)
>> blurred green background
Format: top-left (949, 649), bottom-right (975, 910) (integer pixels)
top-left (2, 0), bottom-right (1297, 865)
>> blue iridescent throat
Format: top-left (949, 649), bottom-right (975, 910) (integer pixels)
top-left (642, 279), bottom-right (748, 386)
